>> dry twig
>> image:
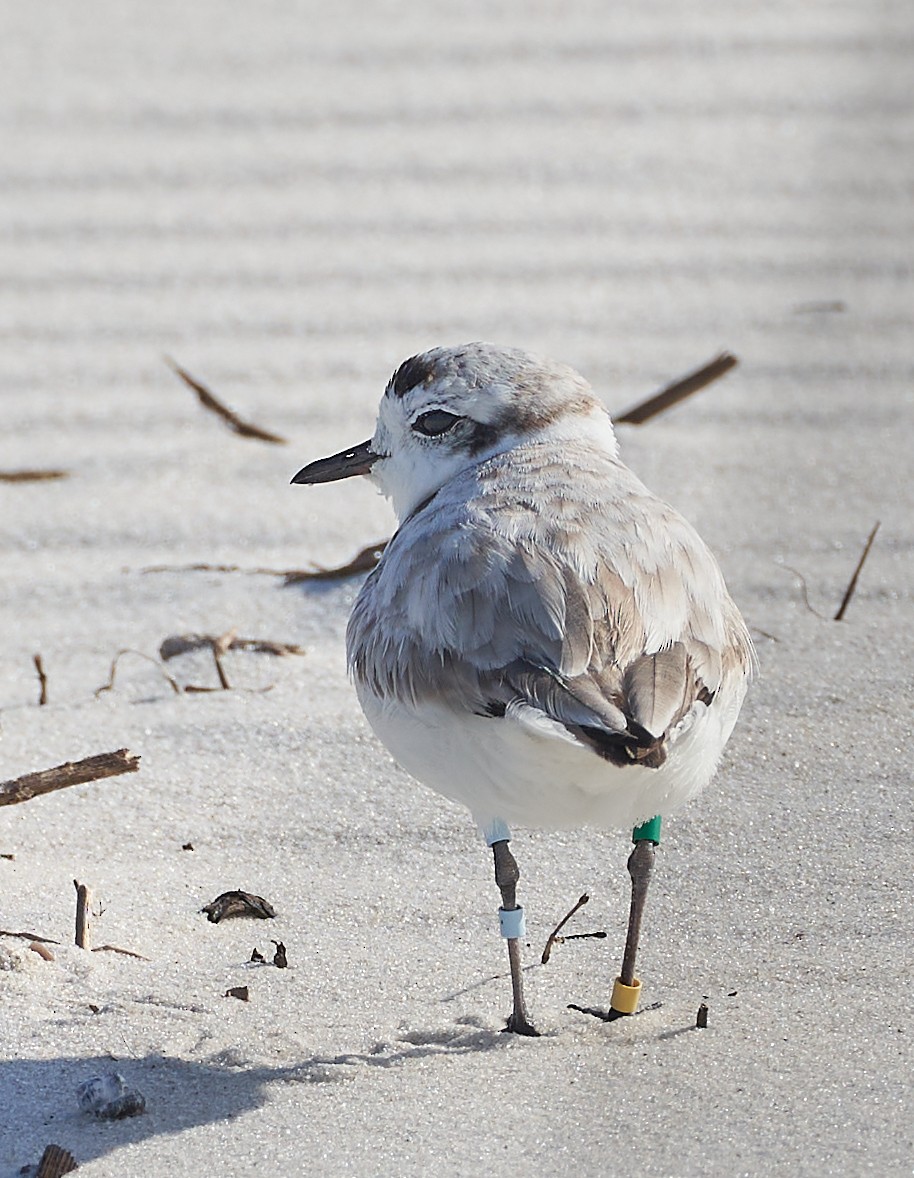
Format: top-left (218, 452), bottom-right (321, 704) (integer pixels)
top-left (92, 944), bottom-right (150, 961)
top-left (74, 880), bottom-right (90, 949)
top-left (33, 653), bottom-right (49, 705)
top-left (542, 893), bottom-right (590, 964)
top-left (165, 356), bottom-right (287, 444)
top-left (780, 563), bottom-right (830, 619)
top-left (283, 540), bottom-right (388, 584)
top-left (138, 541), bottom-right (388, 583)
top-left (159, 633), bottom-right (305, 659)
top-left (95, 650), bottom-right (182, 697)
top-left (834, 521), bottom-right (880, 621)
top-left (0, 930), bottom-right (60, 944)
top-left (0, 469), bottom-right (69, 483)
top-left (139, 561), bottom-right (300, 576)
top-left (615, 352), bottom-right (738, 425)
top-left (209, 629), bottom-right (235, 690)
top-left (0, 749), bottom-right (140, 808)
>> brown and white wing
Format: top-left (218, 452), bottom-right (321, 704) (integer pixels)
top-left (348, 449), bottom-right (754, 766)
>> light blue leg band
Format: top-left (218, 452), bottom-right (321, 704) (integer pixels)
top-left (481, 818), bottom-right (511, 846)
top-left (499, 906), bottom-right (526, 939)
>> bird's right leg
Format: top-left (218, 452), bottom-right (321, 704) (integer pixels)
top-left (490, 837), bottom-right (539, 1037)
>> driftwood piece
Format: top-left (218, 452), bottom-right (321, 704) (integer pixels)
top-left (0, 750), bottom-right (140, 808)
top-left (159, 633), bottom-right (305, 659)
top-left (165, 357), bottom-right (287, 444)
top-left (202, 891), bottom-right (277, 923)
top-left (0, 469), bottom-right (69, 483)
top-left (74, 881), bottom-right (90, 949)
top-left (615, 352), bottom-right (738, 425)
top-left (35, 1143), bottom-right (79, 1177)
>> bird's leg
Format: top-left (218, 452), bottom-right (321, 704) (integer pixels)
top-left (491, 838), bottom-right (539, 1037)
top-left (619, 840), bottom-right (654, 986)
top-left (610, 815), bottom-right (662, 1017)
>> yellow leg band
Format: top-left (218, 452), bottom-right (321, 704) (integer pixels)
top-left (610, 976), bottom-right (642, 1015)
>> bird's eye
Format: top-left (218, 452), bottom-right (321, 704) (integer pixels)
top-left (412, 410), bottom-right (462, 437)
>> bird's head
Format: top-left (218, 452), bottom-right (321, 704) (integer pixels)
top-left (292, 342), bottom-right (616, 520)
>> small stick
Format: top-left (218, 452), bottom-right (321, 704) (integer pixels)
top-left (94, 650), bottom-right (181, 697)
top-left (0, 469), bottom-right (69, 483)
top-left (0, 749), bottom-right (140, 808)
top-left (92, 944), bottom-right (150, 961)
top-left (160, 633), bottom-right (305, 660)
top-left (136, 543), bottom-right (389, 582)
top-left (283, 541), bottom-right (388, 584)
top-left (834, 521), bottom-right (880, 621)
top-left (780, 564), bottom-right (830, 620)
top-left (139, 562), bottom-right (306, 576)
top-left (165, 356), bottom-right (287, 444)
top-left (74, 880), bottom-right (90, 949)
top-left (0, 930), bottom-right (61, 944)
top-left (210, 629), bottom-right (236, 690)
top-left (542, 893), bottom-right (590, 964)
top-left (33, 653), bottom-right (48, 705)
top-left (615, 352), bottom-right (738, 426)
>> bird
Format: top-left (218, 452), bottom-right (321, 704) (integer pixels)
top-left (292, 342), bottom-right (754, 1035)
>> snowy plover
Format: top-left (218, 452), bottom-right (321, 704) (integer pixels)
top-left (293, 343), bottom-right (754, 1034)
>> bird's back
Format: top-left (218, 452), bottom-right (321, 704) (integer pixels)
top-left (347, 435), bottom-right (753, 831)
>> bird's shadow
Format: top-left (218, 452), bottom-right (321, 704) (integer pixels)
top-left (3, 1020), bottom-right (511, 1175)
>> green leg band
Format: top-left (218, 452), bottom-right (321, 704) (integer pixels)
top-left (632, 815), bottom-right (662, 845)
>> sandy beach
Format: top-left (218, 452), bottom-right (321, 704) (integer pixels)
top-left (2, 1), bottom-right (913, 1174)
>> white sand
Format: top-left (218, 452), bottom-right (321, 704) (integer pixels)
top-left (2, 1), bottom-right (913, 1174)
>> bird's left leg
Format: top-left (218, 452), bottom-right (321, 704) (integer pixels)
top-left (568, 815), bottom-right (662, 1023)
top-left (610, 815), bottom-right (662, 1017)
top-left (485, 824), bottom-right (539, 1037)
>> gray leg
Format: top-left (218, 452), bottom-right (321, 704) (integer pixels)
top-left (603, 837), bottom-right (657, 1018)
top-left (619, 839), bottom-right (655, 986)
top-left (492, 839), bottom-right (539, 1037)
top-left (568, 830), bottom-right (659, 1022)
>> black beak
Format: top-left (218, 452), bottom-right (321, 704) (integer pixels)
top-left (291, 439), bottom-right (379, 485)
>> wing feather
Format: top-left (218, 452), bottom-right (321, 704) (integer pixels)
top-left (348, 440), bottom-right (755, 766)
